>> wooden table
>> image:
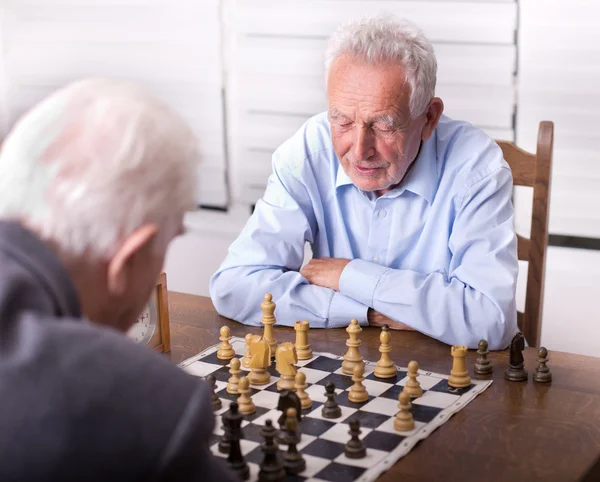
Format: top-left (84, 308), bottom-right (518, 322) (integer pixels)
top-left (168, 292), bottom-right (600, 482)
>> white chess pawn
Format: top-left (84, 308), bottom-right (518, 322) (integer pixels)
top-left (402, 361), bottom-right (423, 398)
top-left (237, 377), bottom-right (255, 415)
top-left (294, 371), bottom-right (312, 410)
top-left (227, 358), bottom-right (241, 394)
top-left (348, 364), bottom-right (369, 403)
top-left (217, 326), bottom-right (235, 360)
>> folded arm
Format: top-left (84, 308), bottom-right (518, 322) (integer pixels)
top-left (209, 158), bottom-right (368, 328)
top-left (338, 166), bottom-right (518, 350)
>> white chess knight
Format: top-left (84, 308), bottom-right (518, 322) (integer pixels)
top-left (276, 342), bottom-right (298, 391)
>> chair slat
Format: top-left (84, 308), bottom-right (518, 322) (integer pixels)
top-left (497, 141), bottom-right (537, 187)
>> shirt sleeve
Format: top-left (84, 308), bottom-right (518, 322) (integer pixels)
top-left (210, 152), bottom-right (368, 329)
top-left (338, 166), bottom-right (518, 350)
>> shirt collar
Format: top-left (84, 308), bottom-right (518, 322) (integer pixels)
top-left (399, 135), bottom-right (438, 204)
top-left (334, 131), bottom-right (439, 204)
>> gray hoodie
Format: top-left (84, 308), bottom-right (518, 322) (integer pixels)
top-left (0, 221), bottom-right (236, 482)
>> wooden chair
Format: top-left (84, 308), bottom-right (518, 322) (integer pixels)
top-left (495, 121), bottom-right (554, 348)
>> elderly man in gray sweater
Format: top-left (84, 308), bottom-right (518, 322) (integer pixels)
top-left (0, 79), bottom-right (236, 481)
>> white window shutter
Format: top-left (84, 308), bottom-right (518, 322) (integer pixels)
top-left (0, 0), bottom-right (228, 209)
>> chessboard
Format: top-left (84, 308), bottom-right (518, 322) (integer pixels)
top-left (180, 336), bottom-right (493, 482)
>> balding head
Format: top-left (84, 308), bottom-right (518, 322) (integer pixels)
top-left (0, 79), bottom-right (199, 331)
top-left (0, 78), bottom-right (199, 259)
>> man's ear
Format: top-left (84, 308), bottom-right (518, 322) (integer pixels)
top-left (421, 97), bottom-right (444, 141)
top-left (107, 224), bottom-right (159, 296)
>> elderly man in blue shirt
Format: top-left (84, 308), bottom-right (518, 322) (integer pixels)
top-left (210, 15), bottom-right (518, 350)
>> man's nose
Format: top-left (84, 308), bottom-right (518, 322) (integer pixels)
top-left (352, 126), bottom-right (375, 161)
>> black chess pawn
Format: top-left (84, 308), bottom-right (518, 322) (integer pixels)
top-left (282, 408), bottom-right (305, 475)
top-left (504, 332), bottom-right (528, 382)
top-left (533, 347), bottom-right (552, 383)
top-left (321, 382), bottom-right (342, 419)
top-left (225, 402), bottom-right (249, 480)
top-left (258, 420), bottom-right (286, 482)
top-left (344, 418), bottom-right (366, 459)
top-left (206, 374), bottom-right (222, 411)
top-left (474, 339), bottom-right (493, 376)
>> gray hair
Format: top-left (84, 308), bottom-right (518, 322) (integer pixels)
top-left (325, 15), bottom-right (437, 118)
top-left (0, 78), bottom-right (199, 259)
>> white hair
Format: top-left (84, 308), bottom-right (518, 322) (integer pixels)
top-left (325, 15), bottom-right (437, 118)
top-left (0, 78), bottom-right (199, 259)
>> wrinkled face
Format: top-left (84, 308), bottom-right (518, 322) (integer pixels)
top-left (327, 56), bottom-right (432, 195)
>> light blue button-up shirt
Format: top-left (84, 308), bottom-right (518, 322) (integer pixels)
top-left (210, 113), bottom-right (518, 349)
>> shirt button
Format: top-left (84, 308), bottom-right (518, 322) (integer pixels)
top-left (378, 209), bottom-right (387, 218)
top-left (373, 255), bottom-right (380, 263)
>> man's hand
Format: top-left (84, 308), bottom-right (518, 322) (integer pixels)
top-left (300, 258), bottom-right (351, 291)
top-left (367, 308), bottom-right (414, 331)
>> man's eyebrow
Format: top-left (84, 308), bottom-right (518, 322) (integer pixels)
top-left (328, 108), bottom-right (350, 120)
top-left (370, 114), bottom-right (402, 128)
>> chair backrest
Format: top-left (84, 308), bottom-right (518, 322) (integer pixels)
top-left (495, 121), bottom-right (554, 347)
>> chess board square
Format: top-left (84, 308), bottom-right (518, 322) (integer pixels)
top-left (313, 461), bottom-right (366, 481)
top-left (294, 454), bottom-right (332, 478)
top-left (216, 386), bottom-right (258, 402)
top-left (239, 421), bottom-right (266, 443)
top-left (340, 410), bottom-right (390, 429)
top-left (334, 447), bottom-right (388, 468)
top-left (198, 351), bottom-right (231, 366)
top-left (397, 373), bottom-right (444, 390)
top-left (210, 438), bottom-right (259, 457)
top-left (252, 409), bottom-right (282, 428)
top-left (410, 403), bottom-right (443, 424)
top-left (305, 404), bottom-right (357, 423)
top-left (303, 356), bottom-right (343, 373)
top-left (362, 429), bottom-right (406, 451)
top-left (365, 370), bottom-right (407, 384)
top-left (360, 396), bottom-right (399, 415)
top-left (302, 400), bottom-right (323, 416)
top-left (297, 415), bottom-right (336, 437)
top-left (376, 417), bottom-right (426, 436)
top-left (335, 390), bottom-right (374, 409)
top-left (426, 377), bottom-right (476, 395)
top-left (251, 389), bottom-right (281, 410)
top-left (267, 363), bottom-right (279, 377)
top-left (318, 373), bottom-right (355, 391)
top-left (302, 438), bottom-right (346, 460)
top-left (296, 356), bottom-right (317, 367)
top-left (215, 398), bottom-right (232, 416)
top-left (378, 384), bottom-right (404, 401)
top-left (412, 389), bottom-right (459, 409)
top-left (305, 384), bottom-right (342, 404)
top-left (245, 445), bottom-right (264, 465)
top-left (209, 365), bottom-right (235, 383)
top-left (295, 433), bottom-right (318, 451)
top-left (242, 405), bottom-right (271, 423)
top-left (231, 339), bottom-right (246, 356)
top-left (298, 367), bottom-right (330, 384)
top-left (214, 415), bottom-right (250, 436)
top-left (214, 380), bottom-right (227, 393)
top-left (249, 377), bottom-right (279, 391)
top-left (319, 421), bottom-right (372, 443)
top-left (359, 378), bottom-right (392, 397)
top-left (182, 360), bottom-right (221, 378)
